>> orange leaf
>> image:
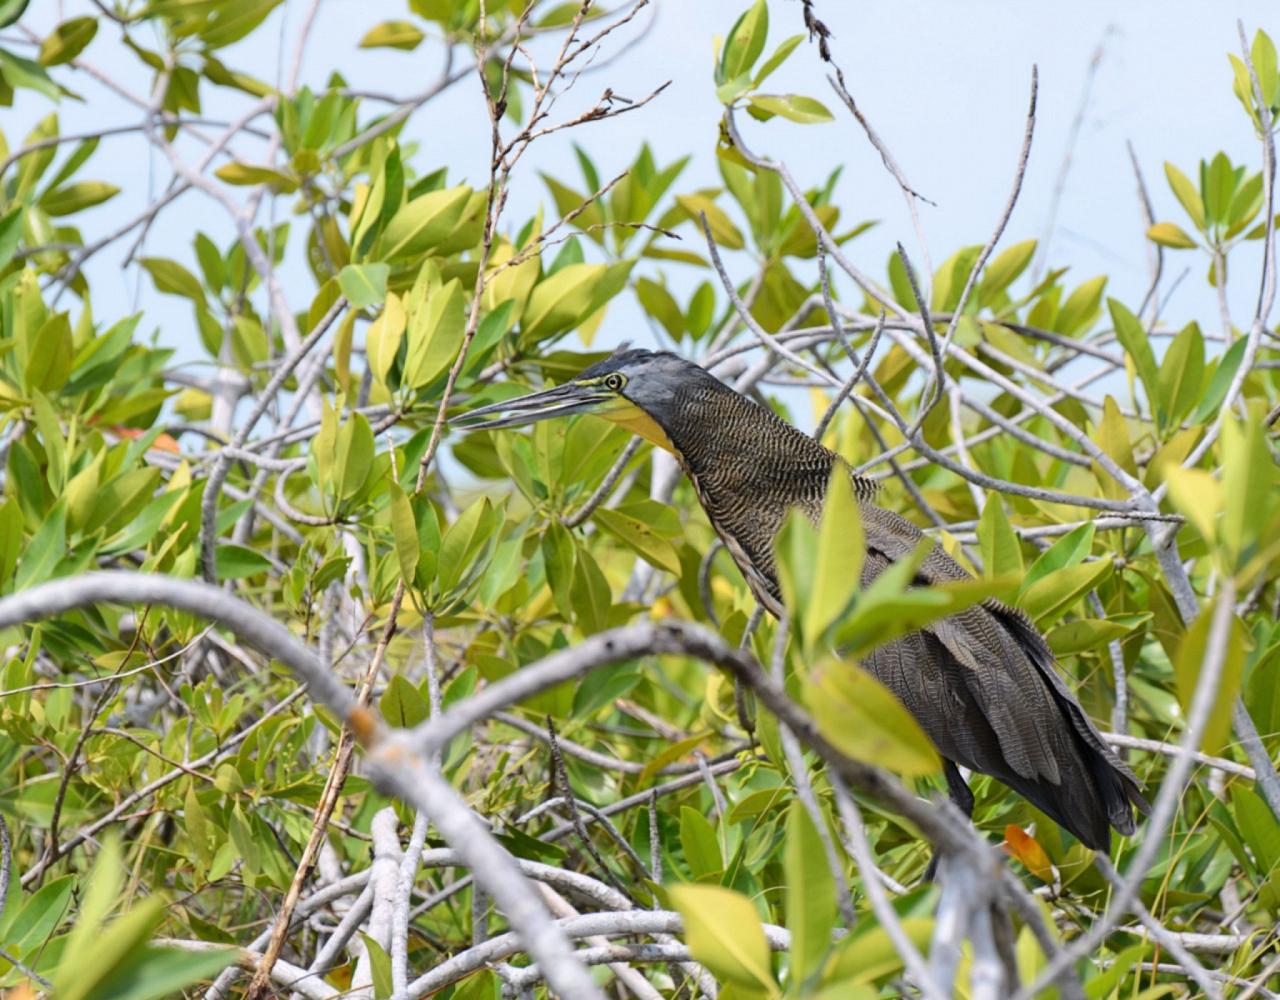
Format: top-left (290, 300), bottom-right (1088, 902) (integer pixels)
top-left (1002, 825), bottom-right (1054, 882)
top-left (112, 426), bottom-right (180, 453)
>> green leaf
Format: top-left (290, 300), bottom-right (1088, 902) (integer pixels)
top-left (0, 206), bottom-right (22, 270)
top-left (676, 193), bottom-right (744, 249)
top-left (804, 656), bottom-right (941, 776)
top-left (437, 497), bottom-right (495, 595)
top-left (1220, 413), bottom-right (1277, 578)
top-left (521, 260), bottom-right (634, 343)
top-left (338, 262), bottom-right (390, 311)
top-left (593, 507), bottom-right (681, 574)
top-left (194, 232), bottom-right (226, 292)
top-left (358, 20), bottom-right (424, 50)
top-left (634, 277), bottom-right (684, 340)
top-left (213, 161), bottom-right (298, 192)
top-left (1019, 559), bottom-right (1112, 625)
top-left (978, 497), bottom-right (1023, 578)
top-left (214, 544), bottom-right (272, 580)
top-left (388, 481), bottom-right (420, 587)
top-left (1145, 222), bottom-right (1198, 249)
top-left (0, 48), bottom-right (59, 99)
top-left (366, 292), bottom-right (406, 386)
top-left (802, 468), bottom-right (863, 653)
top-left (1253, 31), bottom-right (1280, 111)
top-left (1055, 275), bottom-right (1106, 336)
top-left (1163, 465), bottom-right (1221, 544)
top-left (1173, 595), bottom-right (1246, 754)
top-left (1191, 337), bottom-right (1248, 424)
top-left (1232, 784), bottom-right (1280, 875)
top-left (39, 16), bottom-right (98, 66)
top-left (1164, 162), bottom-right (1206, 231)
top-left (40, 180), bottom-right (120, 216)
top-left (3, 874), bottom-right (75, 952)
top-left (1046, 616), bottom-right (1145, 657)
top-left (379, 185), bottom-right (474, 260)
top-left (822, 917), bottom-right (934, 986)
top-left (831, 547), bottom-right (1016, 659)
top-left (54, 842), bottom-right (171, 1000)
top-left (1020, 521), bottom-right (1092, 592)
top-left (358, 932), bottom-right (394, 1000)
top-left (753, 34), bottom-right (804, 88)
top-left (1202, 152), bottom-right (1236, 228)
top-left (140, 257), bottom-right (206, 304)
top-left (25, 311), bottom-right (73, 393)
top-left (404, 275), bottom-right (466, 389)
top-left (669, 883), bottom-right (778, 993)
top-left (196, 0), bottom-right (284, 50)
top-left (381, 674), bottom-right (428, 727)
top-left (335, 411), bottom-right (375, 501)
top-left (1156, 321), bottom-right (1204, 429)
top-left (979, 239), bottom-right (1037, 301)
top-left (1107, 298), bottom-right (1160, 421)
top-left (719, 0), bottom-right (769, 83)
top-left (748, 93), bottom-right (834, 124)
top-left (85, 946), bottom-right (237, 1000)
top-left (785, 800), bottom-right (837, 984)
top-left (638, 732), bottom-right (714, 784)
top-left (16, 499), bottom-right (65, 591)
top-left (0, 1), bottom-right (30, 29)
top-left (679, 805), bottom-right (722, 878)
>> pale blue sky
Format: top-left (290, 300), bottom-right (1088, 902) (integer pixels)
top-left (6, 1), bottom-right (1278, 364)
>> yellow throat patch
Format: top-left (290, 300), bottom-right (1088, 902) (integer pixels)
top-left (598, 399), bottom-right (675, 453)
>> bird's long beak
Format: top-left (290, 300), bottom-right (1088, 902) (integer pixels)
top-left (453, 382), bottom-right (614, 432)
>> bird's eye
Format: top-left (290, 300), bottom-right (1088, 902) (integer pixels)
top-left (604, 373), bottom-right (625, 391)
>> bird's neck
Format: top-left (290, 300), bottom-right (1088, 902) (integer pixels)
top-left (656, 378), bottom-right (862, 505)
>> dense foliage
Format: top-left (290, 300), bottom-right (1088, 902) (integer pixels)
top-left (0, 0), bottom-right (1278, 997)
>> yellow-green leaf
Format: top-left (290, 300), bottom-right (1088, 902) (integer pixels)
top-left (213, 161), bottom-right (298, 192)
top-left (379, 185), bottom-right (473, 260)
top-left (719, 0), bottom-right (768, 83)
top-left (521, 260), bottom-right (634, 343)
top-left (358, 20), bottom-right (424, 50)
top-left (389, 481), bottom-right (419, 587)
top-left (1164, 162), bottom-right (1205, 231)
top-left (669, 884), bottom-right (778, 994)
top-left (593, 507), bottom-right (681, 574)
top-left (1146, 221), bottom-right (1198, 249)
top-left (366, 292), bottom-right (406, 385)
top-left (804, 656), bottom-right (941, 776)
top-left (977, 497), bottom-right (1023, 578)
top-left (338, 262), bottom-right (389, 311)
top-left (1019, 559), bottom-right (1111, 625)
top-left (140, 256), bottom-right (206, 303)
top-left (1220, 413), bottom-right (1276, 576)
top-left (39, 16), bottom-right (97, 65)
top-left (785, 800), bottom-right (836, 983)
top-left (40, 180), bottom-right (120, 216)
top-left (1173, 595), bottom-right (1246, 754)
top-left (803, 467), bottom-right (863, 653)
top-left (335, 411), bottom-right (375, 501)
top-left (1156, 321), bottom-right (1204, 430)
top-left (25, 312), bottom-right (72, 393)
top-left (676, 193), bottom-right (745, 250)
top-left (748, 93), bottom-right (834, 124)
top-left (822, 917), bottom-right (934, 986)
top-left (404, 276), bottom-right (465, 388)
top-left (979, 239), bottom-right (1037, 300)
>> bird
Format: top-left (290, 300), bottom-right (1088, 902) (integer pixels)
top-left (457, 347), bottom-right (1150, 853)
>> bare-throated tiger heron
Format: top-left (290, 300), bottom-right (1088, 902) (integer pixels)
top-left (459, 348), bottom-right (1150, 852)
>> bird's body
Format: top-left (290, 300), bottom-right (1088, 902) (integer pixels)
top-left (461, 348), bottom-right (1149, 851)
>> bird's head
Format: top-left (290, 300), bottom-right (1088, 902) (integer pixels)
top-left (455, 348), bottom-right (705, 452)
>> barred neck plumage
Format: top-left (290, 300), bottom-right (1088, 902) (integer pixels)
top-left (642, 370), bottom-right (878, 508)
